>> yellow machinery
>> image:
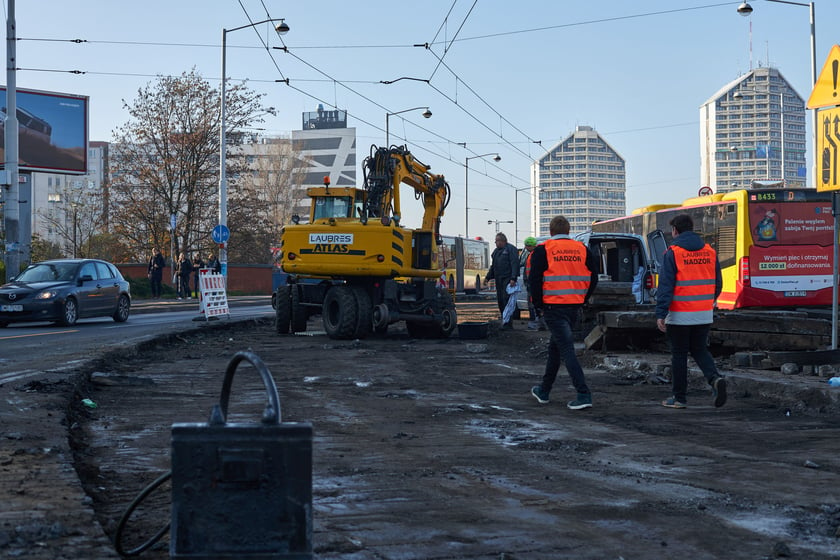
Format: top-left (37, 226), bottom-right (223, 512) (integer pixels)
top-left (275, 145), bottom-right (457, 339)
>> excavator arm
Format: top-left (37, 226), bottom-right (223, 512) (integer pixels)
top-left (362, 145), bottom-right (450, 236)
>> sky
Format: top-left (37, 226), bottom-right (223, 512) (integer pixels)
top-left (7, 0), bottom-right (840, 245)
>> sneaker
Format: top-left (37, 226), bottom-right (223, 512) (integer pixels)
top-left (662, 396), bottom-right (687, 409)
top-left (567, 393), bottom-right (592, 410)
top-left (531, 386), bottom-right (550, 404)
top-left (177, 297), bottom-right (182, 300)
top-left (713, 377), bottom-right (728, 408)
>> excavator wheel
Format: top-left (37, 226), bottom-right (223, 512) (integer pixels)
top-left (322, 286), bottom-right (358, 339)
top-left (290, 285), bottom-right (308, 333)
top-left (274, 286), bottom-right (291, 334)
top-left (351, 286), bottom-right (372, 339)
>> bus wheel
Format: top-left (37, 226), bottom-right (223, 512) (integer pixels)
top-left (351, 286), bottom-right (372, 339)
top-left (275, 286), bottom-right (291, 334)
top-left (322, 286), bottom-right (358, 339)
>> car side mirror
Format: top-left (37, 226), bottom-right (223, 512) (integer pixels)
top-left (78, 274), bottom-right (94, 285)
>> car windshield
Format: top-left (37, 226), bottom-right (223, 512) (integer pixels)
top-left (15, 262), bottom-right (77, 283)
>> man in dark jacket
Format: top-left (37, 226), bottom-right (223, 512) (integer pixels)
top-left (147, 248), bottom-right (165, 299)
top-left (485, 232), bottom-right (519, 329)
top-left (655, 213), bottom-right (727, 409)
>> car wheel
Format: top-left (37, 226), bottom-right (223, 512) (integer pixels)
top-left (112, 294), bottom-right (131, 322)
top-left (60, 298), bottom-right (78, 326)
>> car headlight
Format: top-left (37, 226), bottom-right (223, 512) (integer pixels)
top-left (36, 290), bottom-right (59, 300)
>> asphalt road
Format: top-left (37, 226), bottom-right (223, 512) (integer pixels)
top-left (2, 296), bottom-right (840, 559)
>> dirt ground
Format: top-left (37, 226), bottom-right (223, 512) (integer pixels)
top-left (10, 299), bottom-right (840, 559)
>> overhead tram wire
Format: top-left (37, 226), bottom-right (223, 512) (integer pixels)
top-left (424, 0), bottom-right (478, 82)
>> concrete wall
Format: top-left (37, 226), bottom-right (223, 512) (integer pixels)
top-left (117, 264), bottom-right (274, 294)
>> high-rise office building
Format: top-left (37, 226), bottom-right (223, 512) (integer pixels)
top-left (291, 106), bottom-right (356, 218)
top-left (700, 66), bottom-right (806, 192)
top-left (530, 125), bottom-right (626, 235)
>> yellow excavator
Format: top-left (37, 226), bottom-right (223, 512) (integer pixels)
top-left (275, 145), bottom-right (457, 339)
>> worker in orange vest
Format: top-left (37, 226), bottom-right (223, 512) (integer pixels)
top-left (656, 213), bottom-right (727, 409)
top-left (529, 215), bottom-right (599, 410)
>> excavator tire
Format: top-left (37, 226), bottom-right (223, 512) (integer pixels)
top-left (290, 285), bottom-right (307, 333)
top-left (322, 286), bottom-right (358, 339)
top-left (275, 286), bottom-right (291, 334)
top-left (351, 286), bottom-right (372, 339)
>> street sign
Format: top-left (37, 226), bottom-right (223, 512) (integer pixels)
top-left (816, 106), bottom-right (840, 192)
top-left (807, 45), bottom-right (840, 110)
top-left (211, 224), bottom-right (230, 244)
top-left (698, 186), bottom-right (713, 196)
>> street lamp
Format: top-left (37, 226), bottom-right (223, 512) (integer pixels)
top-left (219, 18), bottom-right (289, 278)
top-left (385, 106), bottom-right (431, 147)
top-left (513, 186), bottom-right (532, 246)
top-left (737, 1), bottom-right (817, 184)
top-left (465, 153), bottom-right (501, 237)
top-left (488, 219), bottom-right (513, 234)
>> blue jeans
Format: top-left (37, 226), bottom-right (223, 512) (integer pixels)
top-left (540, 305), bottom-right (589, 396)
top-left (665, 323), bottom-right (719, 402)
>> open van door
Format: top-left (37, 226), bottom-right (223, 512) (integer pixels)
top-left (647, 229), bottom-right (668, 298)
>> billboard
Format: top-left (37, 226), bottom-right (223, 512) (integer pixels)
top-left (0, 86), bottom-right (88, 174)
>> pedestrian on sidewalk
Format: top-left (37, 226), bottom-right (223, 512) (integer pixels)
top-left (485, 232), bottom-right (519, 329)
top-left (656, 213), bottom-right (727, 409)
top-left (529, 215), bottom-right (598, 410)
top-left (192, 253), bottom-right (205, 298)
top-left (147, 247), bottom-right (165, 298)
top-left (175, 252), bottom-right (193, 300)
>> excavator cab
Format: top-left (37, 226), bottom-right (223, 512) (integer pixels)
top-left (306, 176), bottom-right (366, 222)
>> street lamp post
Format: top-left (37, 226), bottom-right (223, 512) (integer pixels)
top-left (465, 153), bottom-right (501, 237)
top-left (219, 18), bottom-right (289, 278)
top-left (737, 1), bottom-right (816, 184)
top-left (513, 186), bottom-right (532, 246)
top-left (385, 107), bottom-right (431, 147)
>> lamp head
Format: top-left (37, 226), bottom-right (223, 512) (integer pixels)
top-left (422, 108), bottom-right (432, 119)
top-left (493, 155), bottom-right (501, 162)
top-left (275, 20), bottom-right (290, 35)
top-left (737, 2), bottom-right (753, 16)
top-left (730, 146), bottom-right (738, 153)
top-left (732, 91), bottom-right (744, 100)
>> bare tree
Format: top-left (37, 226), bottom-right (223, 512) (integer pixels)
top-left (227, 136), bottom-right (306, 263)
top-left (37, 184), bottom-right (102, 258)
top-left (108, 69), bottom-right (273, 261)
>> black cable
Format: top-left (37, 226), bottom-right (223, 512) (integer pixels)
top-left (113, 470), bottom-right (172, 557)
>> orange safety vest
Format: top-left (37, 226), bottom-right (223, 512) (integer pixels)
top-left (670, 244), bottom-right (717, 315)
top-left (525, 251), bottom-right (532, 279)
top-left (542, 238), bottom-right (590, 305)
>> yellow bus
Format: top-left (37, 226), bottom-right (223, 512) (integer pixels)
top-left (439, 235), bottom-right (490, 294)
top-left (591, 186), bottom-right (833, 309)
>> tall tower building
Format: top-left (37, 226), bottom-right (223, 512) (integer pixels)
top-left (700, 66), bottom-right (806, 192)
top-left (530, 125), bottom-right (626, 235)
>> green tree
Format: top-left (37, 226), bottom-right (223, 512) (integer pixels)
top-left (108, 69), bottom-right (274, 262)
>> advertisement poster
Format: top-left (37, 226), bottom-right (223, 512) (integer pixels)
top-left (748, 201), bottom-right (834, 292)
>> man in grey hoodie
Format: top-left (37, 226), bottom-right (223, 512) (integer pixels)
top-left (655, 213), bottom-right (727, 409)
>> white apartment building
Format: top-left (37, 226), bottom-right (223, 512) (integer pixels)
top-left (700, 66), bottom-right (806, 192)
top-left (530, 125), bottom-right (626, 236)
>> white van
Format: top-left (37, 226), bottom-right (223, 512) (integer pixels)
top-left (516, 231), bottom-right (665, 316)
